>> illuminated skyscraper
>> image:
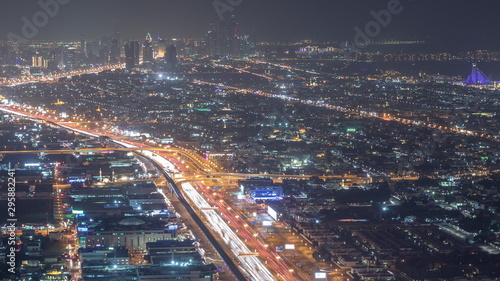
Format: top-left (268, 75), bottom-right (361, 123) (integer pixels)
top-left (32, 55), bottom-right (47, 68)
top-left (227, 15), bottom-right (239, 54)
top-left (207, 22), bottom-right (218, 57)
top-left (143, 33), bottom-right (154, 63)
top-left (124, 40), bottom-right (140, 69)
top-left (219, 15), bottom-right (239, 56)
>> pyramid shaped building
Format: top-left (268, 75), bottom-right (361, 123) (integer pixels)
top-left (465, 63), bottom-right (491, 84)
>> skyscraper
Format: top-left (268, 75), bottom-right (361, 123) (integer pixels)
top-left (80, 35), bottom-right (87, 64)
top-left (143, 33), bottom-right (154, 63)
top-left (124, 41), bottom-right (140, 69)
top-left (80, 35), bottom-right (86, 55)
top-left (32, 55), bottom-right (47, 68)
top-left (227, 15), bottom-right (239, 55)
top-left (207, 22), bottom-right (218, 57)
top-left (218, 15), bottom-right (239, 56)
top-left (165, 45), bottom-right (177, 70)
top-left (110, 38), bottom-right (120, 64)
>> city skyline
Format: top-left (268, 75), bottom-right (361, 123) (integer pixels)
top-left (1, 0), bottom-right (500, 50)
top-left (2, 1), bottom-right (500, 281)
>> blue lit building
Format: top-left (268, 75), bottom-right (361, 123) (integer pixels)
top-left (238, 179), bottom-right (283, 201)
top-left (465, 64), bottom-right (491, 85)
top-left (249, 185), bottom-right (284, 201)
top-left (238, 178), bottom-right (283, 200)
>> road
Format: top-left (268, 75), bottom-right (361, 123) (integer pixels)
top-left (0, 64), bottom-right (123, 87)
top-left (0, 100), bottom-right (330, 280)
top-left (193, 74), bottom-right (493, 141)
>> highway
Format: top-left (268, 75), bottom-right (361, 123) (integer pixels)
top-left (0, 106), bottom-right (284, 281)
top-left (191, 181), bottom-right (306, 280)
top-left (0, 101), bottom-right (351, 280)
top-left (0, 146), bottom-right (362, 181)
top-left (134, 149), bottom-right (288, 280)
top-left (138, 151), bottom-right (251, 281)
top-left (0, 64), bottom-right (124, 87)
top-left (193, 76), bottom-right (493, 141)
top-left (180, 182), bottom-right (277, 281)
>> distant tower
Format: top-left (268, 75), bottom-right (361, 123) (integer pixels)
top-left (220, 15), bottom-right (239, 56)
top-left (80, 35), bottom-right (87, 64)
top-left (166, 45), bottom-right (177, 70)
top-left (113, 17), bottom-right (120, 40)
top-left (110, 38), bottom-right (120, 64)
top-left (124, 41), bottom-right (140, 69)
top-left (113, 16), bottom-right (122, 57)
top-left (207, 22), bottom-right (218, 57)
top-left (143, 33), bottom-right (154, 63)
top-left (32, 54), bottom-right (46, 68)
top-left (80, 35), bottom-right (86, 54)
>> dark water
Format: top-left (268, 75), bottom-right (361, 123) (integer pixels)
top-left (343, 61), bottom-right (500, 78)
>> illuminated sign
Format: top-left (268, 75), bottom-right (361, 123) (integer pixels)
top-left (267, 206), bottom-right (277, 220)
top-left (262, 221), bottom-right (273, 226)
top-left (285, 244), bottom-right (295, 250)
top-left (315, 272), bottom-right (327, 279)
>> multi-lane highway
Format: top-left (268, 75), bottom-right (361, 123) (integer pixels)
top-left (0, 64), bottom-right (124, 87)
top-left (131, 147), bottom-right (297, 280)
top-left (193, 75), bottom-right (492, 141)
top-left (138, 151), bottom-right (251, 281)
top-left (0, 105), bottom-right (301, 281)
top-left (0, 146), bottom-right (363, 182)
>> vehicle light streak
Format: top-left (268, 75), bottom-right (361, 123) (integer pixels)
top-left (181, 182), bottom-right (277, 281)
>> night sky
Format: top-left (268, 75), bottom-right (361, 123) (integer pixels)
top-left (1, 0), bottom-right (499, 50)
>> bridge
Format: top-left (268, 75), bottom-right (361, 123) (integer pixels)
top-left (0, 147), bottom-right (361, 181)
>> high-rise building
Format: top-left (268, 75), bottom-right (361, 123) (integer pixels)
top-left (80, 35), bottom-right (87, 64)
top-left (62, 49), bottom-right (78, 70)
top-left (219, 15), bottom-right (239, 56)
top-left (143, 33), bottom-right (154, 63)
top-left (32, 55), bottom-right (48, 68)
top-left (207, 22), bottom-right (218, 57)
top-left (0, 43), bottom-right (14, 65)
top-left (99, 36), bottom-right (111, 64)
top-left (165, 45), bottom-right (177, 70)
top-left (124, 41), bottom-right (140, 69)
top-left (110, 38), bottom-right (120, 64)
top-left (227, 15), bottom-right (239, 54)
top-left (158, 37), bottom-right (167, 58)
top-left (80, 35), bottom-right (86, 55)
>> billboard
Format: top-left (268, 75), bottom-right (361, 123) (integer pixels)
top-left (315, 272), bottom-right (327, 279)
top-left (267, 206), bottom-right (277, 220)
